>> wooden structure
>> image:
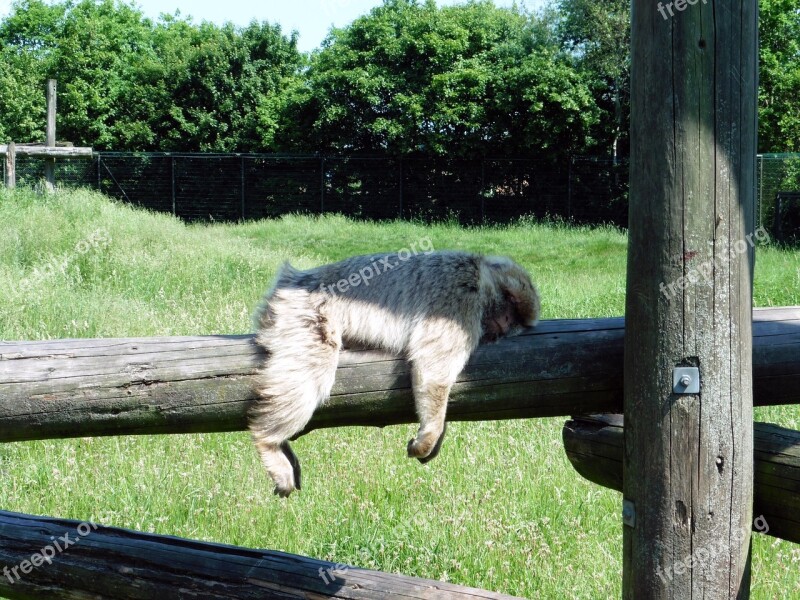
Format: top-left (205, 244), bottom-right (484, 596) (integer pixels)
top-left (625, 1), bottom-right (758, 597)
top-left (1, 309), bottom-right (798, 443)
top-left (1, 79), bottom-right (93, 190)
top-left (0, 511), bottom-right (519, 600)
top-left (564, 415), bottom-right (800, 545)
top-left (0, 308), bottom-right (799, 598)
top-left (0, 2), bottom-right (786, 597)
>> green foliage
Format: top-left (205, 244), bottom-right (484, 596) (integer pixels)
top-left (0, 0), bottom-right (303, 151)
top-left (759, 0), bottom-right (800, 152)
top-left (0, 44), bottom-right (45, 142)
top-left (277, 0), bottom-right (599, 158)
top-left (1, 0), bottom-right (799, 154)
top-left (556, 0), bottom-right (630, 158)
top-left (556, 0), bottom-right (800, 155)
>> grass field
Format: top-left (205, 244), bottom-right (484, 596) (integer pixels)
top-left (1, 187), bottom-right (799, 598)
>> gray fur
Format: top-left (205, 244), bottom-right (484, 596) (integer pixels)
top-left (250, 250), bottom-right (540, 497)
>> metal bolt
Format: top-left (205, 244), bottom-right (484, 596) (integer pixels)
top-left (679, 374), bottom-right (692, 387)
top-left (622, 499), bottom-right (636, 528)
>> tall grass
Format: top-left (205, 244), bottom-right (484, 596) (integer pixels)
top-left (1, 187), bottom-right (799, 599)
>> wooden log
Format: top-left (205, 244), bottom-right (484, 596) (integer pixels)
top-left (0, 308), bottom-right (798, 444)
top-left (0, 510), bottom-right (522, 600)
top-left (626, 0), bottom-right (758, 597)
top-left (44, 78), bottom-right (57, 191)
top-left (0, 145), bottom-right (93, 158)
top-left (3, 141), bottom-right (14, 189)
top-left (563, 416), bottom-right (800, 545)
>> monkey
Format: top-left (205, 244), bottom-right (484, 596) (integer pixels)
top-left (249, 248), bottom-right (540, 497)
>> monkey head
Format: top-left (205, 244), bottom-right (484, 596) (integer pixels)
top-left (480, 256), bottom-right (540, 343)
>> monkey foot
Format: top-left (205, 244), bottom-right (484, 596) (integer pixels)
top-left (407, 423), bottom-right (448, 464)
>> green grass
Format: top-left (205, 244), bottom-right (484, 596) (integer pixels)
top-left (1, 187), bottom-right (799, 598)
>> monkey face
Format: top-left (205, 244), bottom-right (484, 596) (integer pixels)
top-left (480, 259), bottom-right (540, 344)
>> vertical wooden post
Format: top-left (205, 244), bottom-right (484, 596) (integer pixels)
top-left (320, 156), bottom-right (325, 213)
top-left (171, 156), bottom-right (176, 216)
top-left (624, 1), bottom-right (757, 599)
top-left (44, 79), bottom-right (57, 192)
top-left (399, 158), bottom-right (404, 219)
top-left (240, 155), bottom-right (246, 221)
top-left (4, 142), bottom-right (15, 189)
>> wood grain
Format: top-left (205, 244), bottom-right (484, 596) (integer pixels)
top-left (0, 510), bottom-right (523, 600)
top-left (0, 309), bottom-right (797, 443)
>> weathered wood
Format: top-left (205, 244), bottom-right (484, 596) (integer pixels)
top-left (0, 145), bottom-right (93, 158)
top-left (625, 1), bottom-right (758, 597)
top-left (0, 510), bottom-right (521, 600)
top-left (563, 416), bottom-right (800, 544)
top-left (43, 78), bottom-right (57, 191)
top-left (3, 141), bottom-right (14, 189)
top-left (0, 309), bottom-right (798, 444)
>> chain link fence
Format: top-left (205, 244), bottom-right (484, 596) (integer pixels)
top-left (759, 154), bottom-right (800, 244)
top-left (5, 152), bottom-right (800, 237)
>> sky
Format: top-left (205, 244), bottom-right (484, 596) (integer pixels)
top-left (0, 0), bottom-right (546, 53)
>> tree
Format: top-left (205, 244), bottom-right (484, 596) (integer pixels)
top-left (0, 0), bottom-right (302, 151)
top-left (556, 0), bottom-right (630, 160)
top-left (759, 0), bottom-right (800, 152)
top-left (0, 0), bottom-right (62, 142)
top-left (276, 0), bottom-right (599, 159)
top-left (150, 18), bottom-right (303, 151)
top-left (0, 46), bottom-right (46, 142)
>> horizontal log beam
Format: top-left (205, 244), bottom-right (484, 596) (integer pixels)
top-left (562, 415), bottom-right (800, 544)
top-left (1, 307), bottom-right (798, 443)
top-left (0, 145), bottom-right (93, 158)
top-left (0, 510), bottom-right (521, 600)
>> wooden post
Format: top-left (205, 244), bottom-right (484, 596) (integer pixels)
top-left (4, 141), bottom-right (14, 189)
top-left (240, 154), bottom-right (246, 220)
top-left (44, 79), bottom-right (57, 192)
top-left (624, 1), bottom-right (758, 598)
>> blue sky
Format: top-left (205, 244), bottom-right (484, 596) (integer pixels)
top-left (0, 0), bottom-right (546, 53)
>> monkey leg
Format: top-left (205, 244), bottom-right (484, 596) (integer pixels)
top-left (406, 349), bottom-right (468, 463)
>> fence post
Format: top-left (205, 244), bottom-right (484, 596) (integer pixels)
top-left (399, 158), bottom-right (403, 219)
top-left (624, 1), bottom-right (756, 597)
top-left (320, 156), bottom-right (325, 214)
top-left (758, 154), bottom-right (763, 228)
top-left (96, 154), bottom-right (101, 192)
top-left (480, 159), bottom-right (486, 223)
top-left (4, 141), bottom-right (15, 189)
top-left (44, 79), bottom-right (56, 192)
top-left (567, 156), bottom-right (573, 221)
top-left (171, 156), bottom-right (176, 217)
top-left (240, 155), bottom-right (246, 221)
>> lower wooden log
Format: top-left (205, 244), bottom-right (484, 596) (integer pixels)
top-left (0, 510), bottom-right (522, 600)
top-left (562, 415), bottom-right (800, 543)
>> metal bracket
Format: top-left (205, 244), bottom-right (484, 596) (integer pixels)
top-left (622, 499), bottom-right (636, 528)
top-left (673, 367), bottom-right (700, 394)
